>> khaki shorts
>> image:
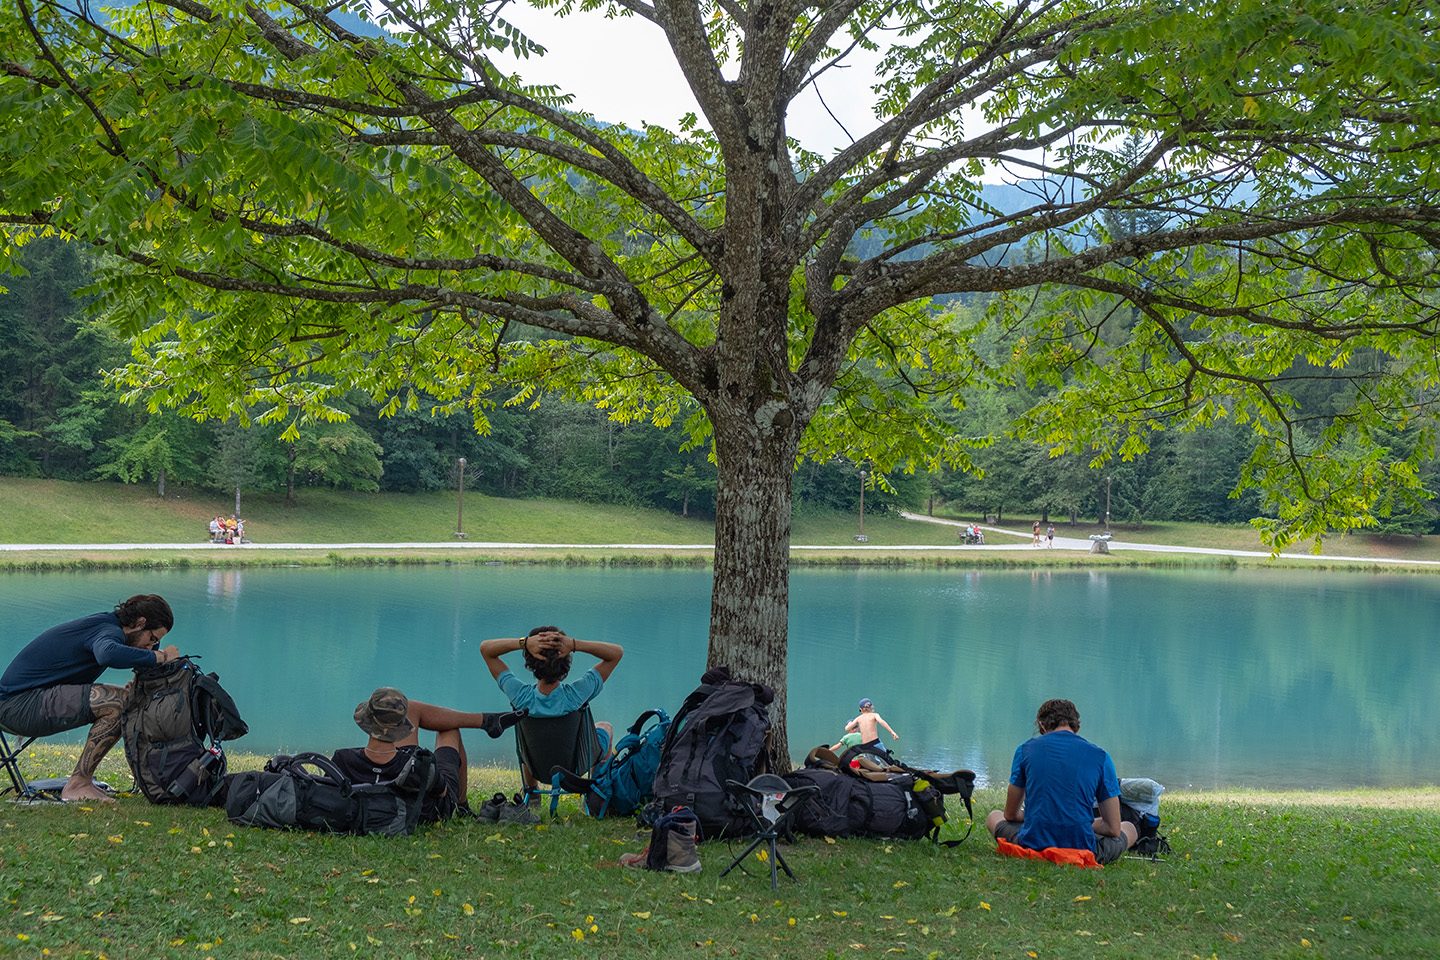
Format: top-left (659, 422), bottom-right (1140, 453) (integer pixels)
top-left (0, 684), bottom-right (96, 737)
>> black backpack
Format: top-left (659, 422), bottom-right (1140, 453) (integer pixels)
top-left (121, 657), bottom-right (248, 806)
top-left (650, 666), bottom-right (773, 839)
top-left (225, 749), bottom-right (437, 837)
top-left (783, 767), bottom-right (938, 840)
top-left (783, 742), bottom-right (975, 843)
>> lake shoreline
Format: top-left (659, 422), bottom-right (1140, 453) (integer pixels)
top-left (5, 543), bottom-right (1440, 574)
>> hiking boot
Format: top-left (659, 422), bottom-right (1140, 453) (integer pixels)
top-left (482, 709), bottom-right (528, 739)
top-left (664, 829), bottom-right (701, 873)
top-left (476, 792), bottom-right (507, 822)
top-left (498, 795), bottom-right (541, 825)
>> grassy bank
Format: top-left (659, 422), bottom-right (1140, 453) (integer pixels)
top-left (0, 478), bottom-right (966, 549)
top-left (3, 746), bottom-right (1436, 959)
top-left (5, 478), bottom-right (1440, 574)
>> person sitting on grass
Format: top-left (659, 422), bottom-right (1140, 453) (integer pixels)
top-left (0, 594), bottom-right (181, 803)
top-left (479, 627), bottom-right (623, 792)
top-left (985, 698), bottom-right (1137, 865)
top-left (331, 687), bottom-right (524, 822)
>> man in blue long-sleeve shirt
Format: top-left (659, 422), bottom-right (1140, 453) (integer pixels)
top-left (0, 595), bottom-right (179, 802)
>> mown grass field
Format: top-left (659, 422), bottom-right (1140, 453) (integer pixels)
top-left (0, 479), bottom-right (970, 549)
top-left (6, 479), bottom-right (1440, 570)
top-left (3, 745), bottom-right (1436, 959)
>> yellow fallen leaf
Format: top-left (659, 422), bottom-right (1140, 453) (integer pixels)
top-left (833, 910), bottom-right (848, 917)
top-left (1027, 953), bottom-right (1038, 959)
top-left (755, 849), bottom-right (769, 863)
top-left (749, 914), bottom-right (759, 923)
top-left (462, 903), bottom-right (475, 916)
top-left (571, 929), bottom-right (585, 941)
top-left (788, 918), bottom-right (796, 926)
top-left (824, 836), bottom-right (837, 844)
top-left (893, 881), bottom-right (909, 889)
top-left (1301, 939), bottom-right (1313, 948)
top-left (632, 911), bottom-right (651, 920)
top-left (1074, 895), bottom-right (1091, 902)
top-left (980, 902), bottom-right (991, 911)
top-left (88, 874), bottom-right (104, 886)
top-left (289, 917), bottom-right (309, 924)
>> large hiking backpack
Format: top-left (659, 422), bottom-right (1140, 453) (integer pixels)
top-left (651, 666), bottom-right (773, 839)
top-left (121, 657), bottom-right (248, 806)
top-left (225, 749), bottom-right (437, 837)
top-left (783, 767), bottom-right (938, 840)
top-left (783, 742), bottom-right (976, 843)
top-left (579, 708), bottom-right (670, 817)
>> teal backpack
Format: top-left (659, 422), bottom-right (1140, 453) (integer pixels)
top-left (572, 709), bottom-right (670, 817)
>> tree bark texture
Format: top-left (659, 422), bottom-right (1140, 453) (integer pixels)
top-left (707, 418), bottom-right (800, 773)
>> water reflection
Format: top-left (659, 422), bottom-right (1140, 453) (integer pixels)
top-left (2, 566), bottom-right (1436, 790)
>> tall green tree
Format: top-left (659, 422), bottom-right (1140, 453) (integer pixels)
top-left (3, 0), bottom-right (1438, 763)
top-left (0, 238), bottom-right (125, 476)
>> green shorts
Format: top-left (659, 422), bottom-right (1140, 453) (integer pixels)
top-left (0, 684), bottom-right (96, 737)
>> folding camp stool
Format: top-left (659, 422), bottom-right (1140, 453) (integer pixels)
top-left (720, 774), bottom-right (820, 889)
top-left (0, 723), bottom-right (43, 801)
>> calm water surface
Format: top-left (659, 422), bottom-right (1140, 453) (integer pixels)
top-left (3, 566), bottom-right (1435, 790)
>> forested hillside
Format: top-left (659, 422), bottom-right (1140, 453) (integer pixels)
top-left (2, 237), bottom-right (1435, 533)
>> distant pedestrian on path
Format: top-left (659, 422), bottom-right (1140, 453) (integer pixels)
top-left (1032, 520), bottom-right (1041, 546)
top-left (1047, 524), bottom-right (1055, 548)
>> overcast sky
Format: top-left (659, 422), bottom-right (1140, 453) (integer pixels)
top-left (490, 4), bottom-right (890, 156)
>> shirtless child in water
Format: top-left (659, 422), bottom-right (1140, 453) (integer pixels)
top-left (845, 697), bottom-right (900, 750)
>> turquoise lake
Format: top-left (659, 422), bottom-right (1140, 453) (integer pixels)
top-left (2, 566), bottom-right (1435, 790)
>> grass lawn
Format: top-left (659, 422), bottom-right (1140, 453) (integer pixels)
top-left (3, 746), bottom-right (1437, 959)
top-left (0, 479), bottom-right (971, 550)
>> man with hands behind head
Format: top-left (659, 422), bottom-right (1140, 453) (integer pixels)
top-left (0, 595), bottom-right (181, 802)
top-left (480, 627), bottom-right (623, 789)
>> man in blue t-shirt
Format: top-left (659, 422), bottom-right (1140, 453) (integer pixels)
top-left (0, 595), bottom-right (180, 802)
top-left (480, 626), bottom-right (623, 790)
top-left (985, 698), bottom-right (1137, 864)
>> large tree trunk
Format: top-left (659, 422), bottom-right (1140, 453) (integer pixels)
top-left (708, 423), bottom-right (798, 773)
top-left (156, 467), bottom-right (166, 498)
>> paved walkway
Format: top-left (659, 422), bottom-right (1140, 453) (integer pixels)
top-left (2, 513), bottom-right (1436, 567)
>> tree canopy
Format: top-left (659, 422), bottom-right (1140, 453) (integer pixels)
top-left (2, 0), bottom-right (1438, 761)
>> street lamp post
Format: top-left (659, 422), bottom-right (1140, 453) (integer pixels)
top-left (455, 457), bottom-right (467, 539)
top-left (858, 469), bottom-right (867, 537)
top-left (1104, 475), bottom-right (1112, 532)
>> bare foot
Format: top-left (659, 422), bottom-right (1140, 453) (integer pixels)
top-left (61, 777), bottom-right (116, 804)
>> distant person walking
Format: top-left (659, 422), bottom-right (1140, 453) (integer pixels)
top-left (1047, 524), bottom-right (1055, 548)
top-left (1032, 520), bottom-right (1041, 546)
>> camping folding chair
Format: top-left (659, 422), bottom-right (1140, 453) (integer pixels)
top-left (0, 723), bottom-right (41, 801)
top-left (720, 773), bottom-right (820, 889)
top-left (513, 704), bottom-right (601, 819)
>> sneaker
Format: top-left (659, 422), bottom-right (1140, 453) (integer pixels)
top-left (482, 709), bottom-right (528, 739)
top-left (498, 795), bottom-right (541, 825)
top-left (664, 829), bottom-right (702, 873)
top-left (476, 792), bottom-right (507, 822)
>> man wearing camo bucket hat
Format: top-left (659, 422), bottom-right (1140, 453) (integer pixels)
top-left (331, 687), bottom-right (525, 822)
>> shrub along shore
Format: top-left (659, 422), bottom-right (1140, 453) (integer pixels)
top-left (2, 746), bottom-right (1436, 959)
